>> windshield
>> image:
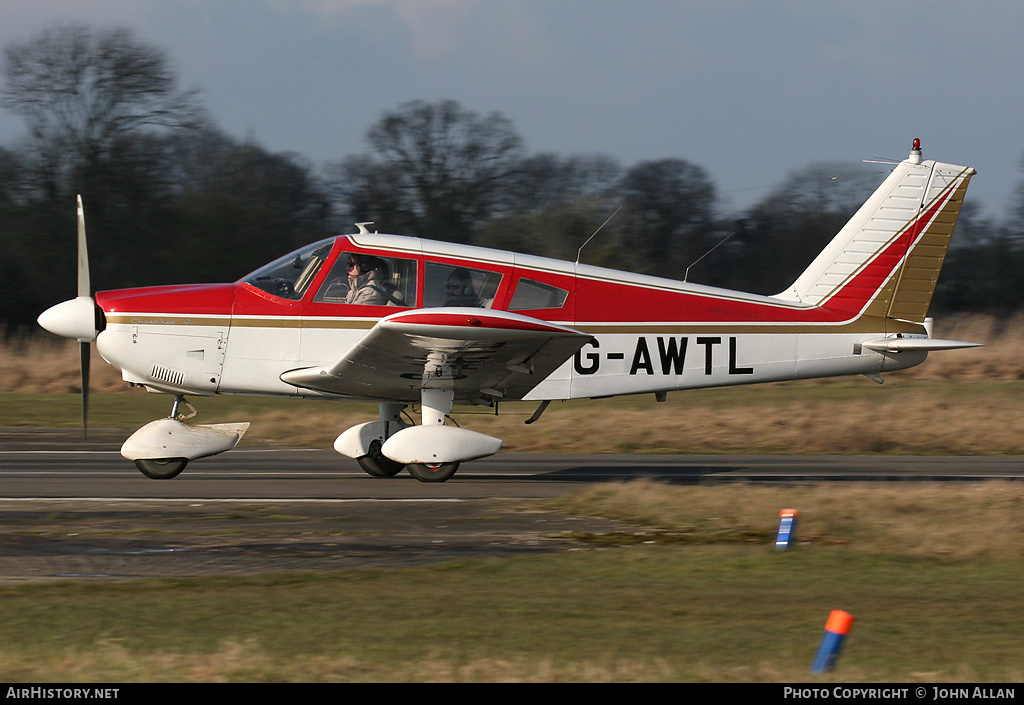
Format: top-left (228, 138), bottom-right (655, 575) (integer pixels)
top-left (242, 238), bottom-right (336, 300)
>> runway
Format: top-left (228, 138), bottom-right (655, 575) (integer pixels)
top-left (4, 427), bottom-right (1024, 501)
top-left (2, 427), bottom-right (1022, 582)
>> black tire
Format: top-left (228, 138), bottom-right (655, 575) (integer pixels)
top-left (134, 457), bottom-right (188, 479)
top-left (356, 441), bottom-right (405, 477)
top-left (407, 461), bottom-right (460, 483)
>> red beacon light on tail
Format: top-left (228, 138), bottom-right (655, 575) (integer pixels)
top-left (909, 137), bottom-right (922, 164)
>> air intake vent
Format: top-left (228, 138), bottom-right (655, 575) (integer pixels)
top-left (150, 364), bottom-right (187, 387)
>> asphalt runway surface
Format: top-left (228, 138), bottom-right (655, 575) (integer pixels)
top-left (2, 427), bottom-right (1023, 583)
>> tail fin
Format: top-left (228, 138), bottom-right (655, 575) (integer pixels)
top-left (775, 140), bottom-right (974, 323)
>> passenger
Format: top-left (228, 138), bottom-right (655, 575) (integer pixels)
top-left (444, 268), bottom-right (481, 307)
top-left (345, 255), bottom-right (388, 305)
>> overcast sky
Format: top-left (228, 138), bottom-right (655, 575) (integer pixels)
top-left (1, 0), bottom-right (1021, 218)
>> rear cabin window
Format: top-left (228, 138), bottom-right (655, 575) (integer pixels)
top-left (424, 262), bottom-right (503, 308)
top-left (508, 278), bottom-right (568, 311)
top-left (314, 253), bottom-right (418, 306)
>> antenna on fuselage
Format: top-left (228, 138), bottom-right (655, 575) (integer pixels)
top-left (683, 231), bottom-right (735, 283)
top-left (575, 206), bottom-right (621, 265)
top-left (356, 222), bottom-right (375, 234)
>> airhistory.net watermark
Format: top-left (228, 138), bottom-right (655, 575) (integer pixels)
top-left (6, 688), bottom-right (119, 700)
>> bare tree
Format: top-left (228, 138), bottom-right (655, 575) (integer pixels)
top-left (618, 159), bottom-right (718, 279)
top-left (354, 100), bottom-right (525, 243)
top-left (724, 162), bottom-right (881, 294)
top-left (1, 24), bottom-right (205, 195)
top-left (503, 153), bottom-right (620, 214)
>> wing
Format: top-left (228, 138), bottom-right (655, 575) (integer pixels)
top-left (280, 308), bottom-right (593, 404)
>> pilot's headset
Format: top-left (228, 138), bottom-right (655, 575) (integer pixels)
top-left (352, 255), bottom-right (383, 276)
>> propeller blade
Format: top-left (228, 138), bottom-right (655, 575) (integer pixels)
top-left (77, 195), bottom-right (90, 298)
top-left (80, 341), bottom-right (90, 441)
top-left (77, 196), bottom-right (91, 439)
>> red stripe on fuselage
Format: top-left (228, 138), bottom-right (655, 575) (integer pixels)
top-left (572, 280), bottom-right (835, 324)
top-left (817, 182), bottom-right (954, 315)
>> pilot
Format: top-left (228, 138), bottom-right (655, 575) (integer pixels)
top-left (345, 255), bottom-right (388, 305)
top-left (444, 268), bottom-right (480, 307)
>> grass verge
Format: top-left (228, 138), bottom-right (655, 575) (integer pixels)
top-left (3, 376), bottom-right (1024, 455)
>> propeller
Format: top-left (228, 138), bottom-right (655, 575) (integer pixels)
top-left (77, 195), bottom-right (90, 440)
top-left (37, 195), bottom-right (99, 439)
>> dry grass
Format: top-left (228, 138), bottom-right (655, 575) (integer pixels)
top-left (468, 386), bottom-right (1024, 455)
top-left (898, 314), bottom-right (1024, 381)
top-left (4, 641), bottom-right (1015, 683)
top-left (551, 480), bottom-right (1024, 560)
top-left (0, 333), bottom-right (125, 394)
top-left (17, 641), bottom-right (990, 683)
top-left (0, 640), bottom-right (684, 683)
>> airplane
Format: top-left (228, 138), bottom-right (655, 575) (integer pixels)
top-left (37, 139), bottom-right (982, 482)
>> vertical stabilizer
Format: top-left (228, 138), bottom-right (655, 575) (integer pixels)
top-left (775, 140), bottom-right (974, 323)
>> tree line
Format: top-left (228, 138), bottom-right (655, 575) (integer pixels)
top-left (1, 24), bottom-right (1021, 331)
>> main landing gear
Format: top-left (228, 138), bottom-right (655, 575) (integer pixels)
top-left (338, 393), bottom-right (498, 483)
top-left (357, 441), bottom-right (460, 483)
top-left (356, 438), bottom-right (406, 477)
top-left (396, 390), bottom-right (462, 483)
top-left (406, 462), bottom-right (460, 483)
top-left (345, 401), bottom-right (462, 482)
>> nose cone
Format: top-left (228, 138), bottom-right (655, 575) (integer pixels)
top-left (37, 296), bottom-right (100, 341)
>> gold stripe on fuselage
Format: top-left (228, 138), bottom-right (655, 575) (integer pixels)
top-left (108, 313), bottom-right (923, 337)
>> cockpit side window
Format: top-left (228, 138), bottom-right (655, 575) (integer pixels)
top-left (314, 253), bottom-right (418, 307)
top-left (508, 278), bottom-right (569, 311)
top-left (424, 262), bottom-right (503, 308)
top-left (242, 239), bottom-right (334, 300)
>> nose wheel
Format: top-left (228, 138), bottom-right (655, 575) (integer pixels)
top-left (132, 396), bottom-right (196, 479)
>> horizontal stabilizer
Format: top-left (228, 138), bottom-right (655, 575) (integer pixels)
top-left (862, 338), bottom-right (984, 353)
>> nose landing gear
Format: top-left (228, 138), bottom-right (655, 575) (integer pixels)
top-left (135, 456), bottom-right (189, 480)
top-left (121, 395), bottom-right (250, 480)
